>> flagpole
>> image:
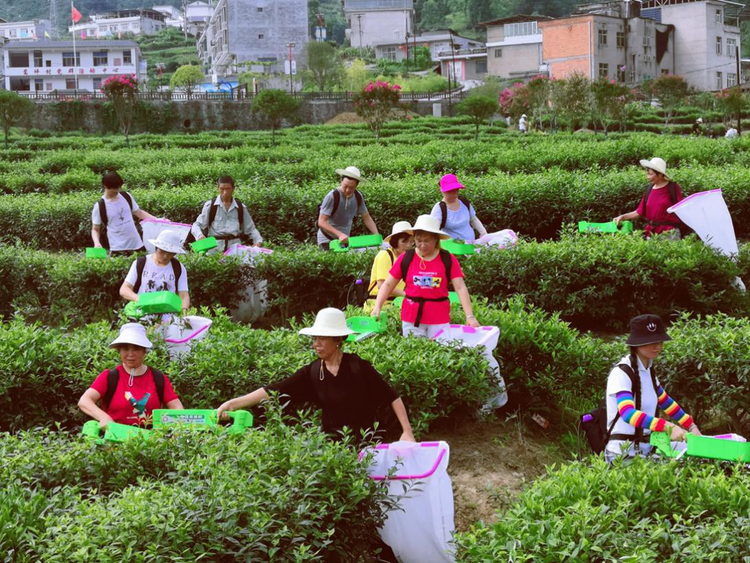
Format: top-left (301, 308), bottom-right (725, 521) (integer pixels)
top-left (72, 2), bottom-right (79, 91)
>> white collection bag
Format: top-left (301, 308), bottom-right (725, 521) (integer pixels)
top-left (474, 229), bottom-right (518, 250)
top-left (361, 441), bottom-right (455, 563)
top-left (668, 189), bottom-right (745, 291)
top-left (223, 244), bottom-right (273, 323)
top-left (163, 315), bottom-right (212, 359)
top-left (432, 325), bottom-right (508, 409)
top-left (141, 219), bottom-right (193, 253)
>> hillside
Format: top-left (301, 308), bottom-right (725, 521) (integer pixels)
top-left (0, 1), bottom-right (181, 27)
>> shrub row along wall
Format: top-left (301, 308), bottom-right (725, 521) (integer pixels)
top-left (4, 164), bottom-right (750, 249)
top-left (454, 457), bottom-right (750, 563)
top-left (1, 237), bottom-right (746, 330)
top-left (0, 417), bottom-right (391, 563)
top-left (3, 302), bottom-right (749, 436)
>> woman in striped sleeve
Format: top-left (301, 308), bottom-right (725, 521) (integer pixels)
top-left (604, 314), bottom-right (700, 462)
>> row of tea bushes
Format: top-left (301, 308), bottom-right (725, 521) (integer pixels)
top-left (4, 163), bottom-right (750, 247)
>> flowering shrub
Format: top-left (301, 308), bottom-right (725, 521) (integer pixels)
top-left (353, 80), bottom-right (401, 141)
top-left (714, 87), bottom-right (745, 126)
top-left (101, 74), bottom-right (139, 143)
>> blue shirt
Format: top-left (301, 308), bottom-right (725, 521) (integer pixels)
top-left (430, 200), bottom-right (476, 241)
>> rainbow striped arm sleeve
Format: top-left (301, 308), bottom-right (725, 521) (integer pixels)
top-left (656, 386), bottom-right (694, 429)
top-left (615, 391), bottom-right (667, 432)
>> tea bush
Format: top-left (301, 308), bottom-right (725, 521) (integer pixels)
top-left (455, 457), bottom-right (750, 562)
top-left (0, 409), bottom-right (393, 563)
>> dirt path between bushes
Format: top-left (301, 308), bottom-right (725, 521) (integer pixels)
top-left (422, 417), bottom-right (566, 532)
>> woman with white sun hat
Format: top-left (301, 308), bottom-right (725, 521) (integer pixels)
top-left (120, 229), bottom-right (191, 314)
top-left (216, 308), bottom-right (415, 442)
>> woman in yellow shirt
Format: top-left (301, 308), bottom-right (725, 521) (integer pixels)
top-left (364, 221), bottom-right (413, 313)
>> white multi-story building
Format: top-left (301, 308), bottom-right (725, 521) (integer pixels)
top-left (640, 0), bottom-right (743, 90)
top-left (344, 0), bottom-right (414, 48)
top-left (69, 9), bottom-right (167, 38)
top-left (186, 1), bottom-right (215, 37)
top-left (153, 5), bottom-right (185, 29)
top-left (482, 16), bottom-right (551, 80)
top-left (0, 19), bottom-right (53, 41)
top-left (1, 40), bottom-right (141, 92)
top-left (374, 30), bottom-right (483, 62)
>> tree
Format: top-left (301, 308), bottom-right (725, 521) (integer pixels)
top-left (251, 89), bottom-right (300, 145)
top-left (715, 87), bottom-right (746, 127)
top-left (499, 82), bottom-right (529, 122)
top-left (170, 65), bottom-right (205, 99)
top-left (526, 76), bottom-right (552, 131)
top-left (0, 90), bottom-right (33, 148)
top-left (651, 74), bottom-right (690, 128)
top-left (591, 77), bottom-right (633, 136)
top-left (304, 42), bottom-right (342, 92)
top-left (343, 59), bottom-right (369, 92)
top-left (457, 95), bottom-right (499, 140)
top-left (552, 73), bottom-right (592, 131)
top-left (101, 74), bottom-right (139, 145)
top-left (354, 80), bottom-right (401, 142)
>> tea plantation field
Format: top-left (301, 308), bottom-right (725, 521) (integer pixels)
top-left (2, 119), bottom-right (749, 562)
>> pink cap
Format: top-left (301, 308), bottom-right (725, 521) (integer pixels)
top-left (439, 174), bottom-right (465, 193)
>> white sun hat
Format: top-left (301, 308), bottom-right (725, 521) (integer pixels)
top-left (335, 166), bottom-right (364, 183)
top-left (149, 229), bottom-right (187, 255)
top-left (109, 322), bottom-right (153, 349)
top-left (408, 214), bottom-right (450, 240)
top-left (639, 157), bottom-right (670, 179)
top-left (299, 308), bottom-right (355, 337)
top-left (384, 220), bottom-right (413, 244)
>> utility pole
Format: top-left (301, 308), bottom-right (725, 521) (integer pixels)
top-left (49, 0), bottom-right (59, 39)
top-left (286, 42), bottom-right (295, 94)
top-left (356, 13), bottom-right (363, 48)
top-left (405, 32), bottom-right (409, 73)
top-left (182, 0), bottom-right (188, 41)
top-left (448, 29), bottom-right (456, 117)
top-left (736, 45), bottom-right (742, 135)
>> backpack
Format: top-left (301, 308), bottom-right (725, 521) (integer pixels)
top-left (346, 248), bottom-right (397, 307)
top-left (400, 248), bottom-right (453, 285)
top-left (438, 195), bottom-right (471, 230)
top-left (319, 189), bottom-right (364, 241)
top-left (132, 255), bottom-right (182, 294)
top-left (580, 362), bottom-right (658, 454)
top-left (186, 198), bottom-right (248, 244)
top-left (101, 367), bottom-right (166, 410)
top-left (97, 192), bottom-right (134, 250)
top-left (642, 182), bottom-right (693, 238)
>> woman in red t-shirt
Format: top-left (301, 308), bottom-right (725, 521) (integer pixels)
top-left (78, 323), bottom-right (183, 428)
top-left (372, 214), bottom-right (479, 338)
top-left (614, 157), bottom-right (684, 239)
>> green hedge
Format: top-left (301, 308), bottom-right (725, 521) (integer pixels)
top-left (0, 413), bottom-right (391, 562)
top-left (455, 457), bottom-right (750, 562)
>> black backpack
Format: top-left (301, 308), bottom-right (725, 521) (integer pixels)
top-left (97, 192), bottom-right (134, 250)
top-left (438, 195), bottom-right (471, 230)
top-left (319, 189), bottom-right (364, 241)
top-left (347, 248), bottom-right (397, 307)
top-left (400, 248), bottom-right (453, 284)
top-left (186, 198), bottom-right (249, 244)
top-left (642, 182), bottom-right (693, 238)
top-left (580, 362), bottom-right (657, 454)
top-left (131, 255), bottom-right (182, 294)
top-left (101, 367), bottom-right (166, 410)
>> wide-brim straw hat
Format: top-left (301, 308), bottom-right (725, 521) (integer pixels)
top-left (110, 322), bottom-right (153, 349)
top-left (440, 173), bottom-right (465, 193)
top-left (625, 314), bottom-right (672, 346)
top-left (384, 220), bottom-right (413, 244)
top-left (335, 166), bottom-right (364, 183)
top-left (299, 308), bottom-right (355, 337)
top-left (407, 214), bottom-right (450, 240)
top-left (149, 229), bottom-right (187, 255)
top-left (639, 157), bottom-right (670, 179)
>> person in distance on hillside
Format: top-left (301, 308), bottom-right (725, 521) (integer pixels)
top-left (429, 174), bottom-right (488, 242)
top-left (190, 175), bottom-right (263, 254)
top-left (216, 308), bottom-right (415, 443)
top-left (604, 314), bottom-right (700, 463)
top-left (613, 157), bottom-right (685, 239)
top-left (692, 117), bottom-right (703, 136)
top-left (120, 230), bottom-right (190, 315)
top-left (91, 170), bottom-right (160, 256)
top-left (372, 215), bottom-right (479, 338)
top-left (317, 166), bottom-right (379, 250)
top-left (363, 221), bottom-right (414, 314)
top-left (78, 323), bottom-right (184, 429)
top-left (518, 114), bottom-right (527, 133)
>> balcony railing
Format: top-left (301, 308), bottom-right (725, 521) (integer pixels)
top-left (436, 47), bottom-right (487, 58)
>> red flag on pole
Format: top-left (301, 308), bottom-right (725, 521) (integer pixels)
top-left (72, 4), bottom-right (82, 23)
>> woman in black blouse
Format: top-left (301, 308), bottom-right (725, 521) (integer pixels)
top-left (216, 308), bottom-right (415, 442)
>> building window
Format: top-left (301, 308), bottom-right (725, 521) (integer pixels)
top-left (503, 21), bottom-right (538, 37)
top-left (716, 71), bottom-right (723, 89)
top-left (93, 77), bottom-right (102, 90)
top-left (728, 73), bottom-right (737, 87)
top-left (46, 82), bottom-right (53, 91)
top-left (34, 78), bottom-right (44, 91)
top-left (598, 62), bottom-right (608, 78)
top-left (661, 68), bottom-right (669, 75)
top-left (727, 38), bottom-right (736, 57)
top-left (383, 46), bottom-right (396, 60)
top-left (93, 51), bottom-right (108, 66)
top-left (33, 50), bottom-right (43, 67)
top-left (716, 36), bottom-right (722, 55)
top-left (123, 50), bottom-right (132, 64)
top-left (716, 9), bottom-right (722, 24)
top-left (494, 48), bottom-right (502, 58)
top-left (65, 78), bottom-right (77, 89)
top-left (616, 31), bottom-right (625, 48)
top-left (598, 28), bottom-right (607, 45)
top-left (62, 52), bottom-right (80, 66)
top-left (258, 33), bottom-right (264, 39)
top-left (257, 6), bottom-right (263, 11)
top-left (476, 59), bottom-right (487, 74)
top-left (617, 67), bottom-right (626, 82)
top-left (8, 52), bottom-right (29, 68)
